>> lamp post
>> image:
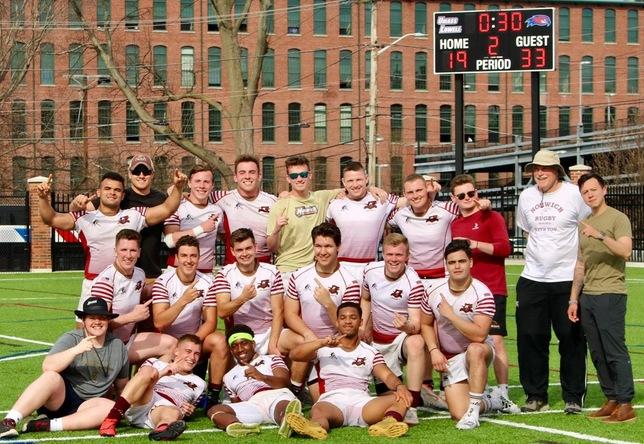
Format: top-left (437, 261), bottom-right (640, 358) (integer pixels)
top-left (576, 60), bottom-right (591, 164)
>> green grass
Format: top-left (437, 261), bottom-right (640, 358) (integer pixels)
top-left (0, 266), bottom-right (643, 443)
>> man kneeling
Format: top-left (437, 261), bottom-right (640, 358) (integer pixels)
top-left (286, 302), bottom-right (412, 440)
top-left (99, 334), bottom-right (205, 440)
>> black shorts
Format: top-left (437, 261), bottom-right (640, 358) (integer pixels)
top-left (489, 295), bottom-right (507, 337)
top-left (37, 377), bottom-right (86, 418)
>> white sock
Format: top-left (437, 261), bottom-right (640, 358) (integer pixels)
top-left (5, 410), bottom-right (23, 423)
top-left (468, 392), bottom-right (483, 419)
top-left (50, 418), bottom-right (63, 432)
top-left (290, 380), bottom-right (302, 388)
top-left (498, 384), bottom-right (508, 397)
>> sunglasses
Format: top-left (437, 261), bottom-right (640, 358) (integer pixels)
top-left (456, 190), bottom-right (477, 200)
top-left (288, 171), bottom-right (310, 180)
top-left (131, 166), bottom-right (152, 176)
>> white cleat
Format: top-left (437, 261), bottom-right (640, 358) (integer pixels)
top-left (421, 386), bottom-right (448, 410)
top-left (489, 387), bottom-right (521, 414)
top-left (456, 409), bottom-right (480, 430)
top-left (403, 407), bottom-right (419, 425)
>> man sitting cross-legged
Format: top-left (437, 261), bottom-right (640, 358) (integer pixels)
top-left (207, 324), bottom-right (301, 438)
top-left (285, 302), bottom-right (412, 440)
top-left (98, 334), bottom-right (205, 441)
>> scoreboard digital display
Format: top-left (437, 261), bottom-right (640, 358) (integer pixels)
top-left (433, 8), bottom-right (555, 74)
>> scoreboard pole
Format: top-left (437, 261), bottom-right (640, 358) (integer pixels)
top-left (531, 72), bottom-right (541, 155)
top-left (455, 75), bottom-right (464, 175)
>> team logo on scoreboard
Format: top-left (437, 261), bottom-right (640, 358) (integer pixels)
top-left (525, 15), bottom-right (551, 28)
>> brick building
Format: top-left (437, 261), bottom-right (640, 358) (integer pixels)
top-left (2, 0), bottom-right (641, 195)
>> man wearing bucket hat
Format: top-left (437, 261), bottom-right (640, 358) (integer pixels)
top-left (0, 298), bottom-right (129, 438)
top-left (515, 149), bottom-right (590, 414)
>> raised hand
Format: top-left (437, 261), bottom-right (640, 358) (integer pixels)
top-left (580, 221), bottom-right (602, 240)
top-left (201, 213), bottom-right (219, 233)
top-left (313, 278), bottom-right (333, 307)
top-left (130, 299), bottom-right (152, 322)
top-left (392, 312), bottom-right (409, 332)
top-left (181, 281), bottom-right (202, 303)
top-left (37, 174), bottom-right (53, 199)
top-left (241, 278), bottom-right (257, 302)
top-left (275, 208), bottom-right (289, 232)
top-left (74, 335), bottom-right (97, 354)
top-left (242, 362), bottom-right (264, 381)
top-left (322, 334), bottom-right (346, 347)
top-left (438, 294), bottom-right (454, 320)
top-left (474, 197), bottom-right (491, 210)
top-left (173, 169), bottom-right (188, 189)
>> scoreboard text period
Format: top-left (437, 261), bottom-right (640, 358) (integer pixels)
top-left (433, 8), bottom-right (555, 74)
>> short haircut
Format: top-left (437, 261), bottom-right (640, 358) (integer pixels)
top-left (188, 164), bottom-right (213, 180)
top-left (100, 172), bottom-right (126, 188)
top-left (234, 155), bottom-right (260, 173)
top-left (444, 239), bottom-right (472, 259)
top-left (230, 228), bottom-right (255, 246)
top-left (285, 155), bottom-right (310, 171)
top-left (404, 173), bottom-right (425, 185)
top-left (311, 222), bottom-right (341, 246)
top-left (577, 172), bottom-right (606, 190)
top-left (115, 229), bottom-right (141, 246)
top-left (337, 301), bottom-right (362, 318)
top-left (176, 235), bottom-right (200, 252)
top-left (177, 333), bottom-right (202, 348)
top-left (383, 233), bottom-right (409, 250)
top-left (226, 324), bottom-right (255, 342)
top-left (450, 174), bottom-right (475, 194)
top-left (342, 161), bottom-right (365, 176)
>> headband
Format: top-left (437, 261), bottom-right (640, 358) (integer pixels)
top-left (228, 332), bottom-right (254, 346)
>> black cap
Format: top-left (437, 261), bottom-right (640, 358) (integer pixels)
top-left (74, 297), bottom-right (118, 319)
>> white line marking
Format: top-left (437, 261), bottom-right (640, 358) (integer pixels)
top-left (0, 352), bottom-right (49, 362)
top-left (0, 335), bottom-right (55, 346)
top-left (508, 379), bottom-right (644, 389)
top-left (1, 297), bottom-right (77, 301)
top-left (0, 277), bottom-right (81, 282)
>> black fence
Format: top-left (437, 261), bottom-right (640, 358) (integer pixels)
top-left (0, 194), bottom-right (29, 271)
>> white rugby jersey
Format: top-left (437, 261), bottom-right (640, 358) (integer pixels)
top-left (151, 269), bottom-right (217, 338)
top-left (287, 263), bottom-right (361, 338)
top-left (387, 201), bottom-right (459, 277)
top-left (421, 277), bottom-right (496, 358)
top-left (164, 199), bottom-right (223, 271)
top-left (223, 354), bottom-right (288, 401)
top-left (91, 264), bottom-right (146, 343)
top-left (362, 262), bottom-right (424, 343)
top-left (326, 193), bottom-right (397, 262)
top-left (72, 208), bottom-right (147, 279)
top-left (141, 358), bottom-right (205, 407)
top-left (213, 262), bottom-right (283, 334)
top-left (315, 342), bottom-right (385, 394)
top-left (215, 190), bottom-right (277, 260)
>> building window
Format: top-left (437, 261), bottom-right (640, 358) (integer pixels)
top-left (582, 56), bottom-right (593, 93)
top-left (488, 73), bottom-right (500, 92)
top-left (605, 56), bottom-right (616, 93)
top-left (340, 104), bottom-right (352, 143)
top-left (11, 42), bottom-right (26, 84)
top-left (628, 57), bottom-right (639, 93)
top-left (390, 156), bottom-right (403, 194)
top-left (287, 0), bottom-right (300, 34)
top-left (605, 106), bottom-right (616, 127)
top-left (559, 106), bottom-right (571, 137)
top-left (539, 105), bottom-right (548, 138)
top-left (69, 100), bottom-right (83, 141)
top-left (464, 3), bottom-right (475, 10)
top-left (97, 157), bottom-right (114, 180)
top-left (181, 156), bottom-right (196, 173)
top-left (12, 156), bottom-right (27, 195)
top-left (40, 43), bottom-right (55, 85)
top-left (262, 157), bottom-right (275, 194)
top-left (339, 50), bottom-right (352, 89)
top-left (558, 55), bottom-right (570, 93)
top-left (208, 105), bottom-right (222, 142)
top-left (266, 3), bottom-right (274, 33)
top-left (287, 49), bottom-right (300, 88)
top-left (582, 8), bottom-right (593, 42)
top-left (627, 107), bottom-right (639, 124)
top-left (415, 52), bottom-right (427, 90)
top-left (339, 0), bottom-right (352, 35)
top-left (364, 50), bottom-right (371, 89)
top-left (11, 100), bottom-right (26, 141)
top-left (539, 72), bottom-right (547, 93)
top-left (464, 105), bottom-right (476, 142)
top-left (314, 103), bottom-right (327, 143)
top-left (364, 1), bottom-right (371, 36)
top-left (390, 104), bottom-right (403, 143)
top-left (313, 157), bottom-right (327, 190)
top-left (153, 102), bottom-right (168, 141)
top-left (208, 47), bottom-right (221, 87)
top-left (10, 0), bottom-right (24, 27)
top-left (440, 105), bottom-right (451, 142)
top-left (512, 72), bottom-right (523, 92)
top-left (439, 75), bottom-right (451, 91)
top-left (126, 103), bottom-right (139, 142)
top-left (68, 0), bottom-right (81, 28)
top-left (262, 49), bottom-right (274, 88)
top-left (180, 0), bottom-right (194, 31)
top-left (41, 156), bottom-right (55, 177)
top-left (558, 7), bottom-right (569, 41)
top-left (415, 2), bottom-right (427, 34)
top-left (235, 0), bottom-right (248, 32)
top-left (153, 0), bottom-right (166, 30)
top-left (41, 100), bottom-right (55, 141)
top-left (180, 46), bottom-right (194, 87)
top-left (512, 105), bottom-right (523, 137)
top-left (288, 103), bottom-right (301, 142)
top-left (125, 0), bottom-right (139, 29)
top-left (181, 101), bottom-right (194, 140)
top-left (464, 73), bottom-right (476, 91)
top-left (627, 10), bottom-right (638, 44)
top-left (69, 156), bottom-right (84, 191)
top-left (97, 0), bottom-right (111, 28)
top-left (207, 1), bottom-right (219, 32)
top-left (96, 44), bottom-right (111, 84)
top-left (415, 104), bottom-right (427, 143)
top-left (439, 3), bottom-right (450, 12)
top-left (153, 45), bottom-right (167, 86)
top-left (605, 9), bottom-right (615, 43)
top-left (390, 51), bottom-right (402, 90)
top-left (314, 50), bottom-right (327, 88)
top-left (340, 156), bottom-right (353, 177)
top-left (582, 106), bottom-right (593, 133)
top-left (390, 1), bottom-right (402, 37)
top-left (488, 105), bottom-right (500, 143)
top-left (125, 45), bottom-right (139, 86)
top-left (39, 0), bottom-right (55, 27)
top-left (313, 0), bottom-right (326, 35)
top-left (154, 156), bottom-right (170, 190)
top-left (262, 102), bottom-right (275, 142)
top-left (97, 100), bottom-right (112, 141)
top-left (240, 47), bottom-right (248, 86)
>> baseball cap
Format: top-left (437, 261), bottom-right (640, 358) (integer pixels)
top-left (525, 149), bottom-right (566, 178)
top-left (74, 297), bottom-right (119, 319)
top-left (129, 154), bottom-right (154, 172)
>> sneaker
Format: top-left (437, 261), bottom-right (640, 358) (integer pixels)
top-left (421, 385), bottom-right (448, 410)
top-left (456, 409), bottom-right (480, 430)
top-left (564, 402), bottom-right (582, 415)
top-left (285, 413), bottom-right (327, 440)
top-left (278, 399), bottom-right (302, 438)
top-left (489, 389), bottom-right (521, 414)
top-left (368, 416), bottom-right (409, 438)
top-left (292, 386), bottom-right (313, 408)
top-left (403, 407), bottom-right (419, 425)
top-left (0, 418), bottom-right (18, 439)
top-left (99, 417), bottom-right (119, 437)
top-left (225, 423), bottom-right (261, 438)
top-left (520, 399), bottom-right (549, 413)
top-left (148, 420), bottom-right (187, 441)
top-left (22, 415), bottom-right (51, 433)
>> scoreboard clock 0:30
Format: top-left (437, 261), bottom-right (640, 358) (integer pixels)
top-left (433, 8), bottom-right (555, 74)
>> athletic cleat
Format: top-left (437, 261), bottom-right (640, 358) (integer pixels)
top-left (489, 388), bottom-right (521, 414)
top-left (421, 385), bottom-right (448, 410)
top-left (403, 407), bottom-right (419, 425)
top-left (148, 420), bottom-right (186, 441)
top-left (368, 416), bottom-right (409, 438)
top-left (564, 402), bottom-right (582, 415)
top-left (285, 413), bottom-right (327, 440)
top-left (520, 399), bottom-right (549, 413)
top-left (99, 417), bottom-right (119, 437)
top-left (0, 418), bottom-right (18, 439)
top-left (225, 422), bottom-right (261, 437)
top-left (278, 399), bottom-right (302, 438)
top-left (22, 415), bottom-right (51, 433)
top-left (456, 408), bottom-right (480, 430)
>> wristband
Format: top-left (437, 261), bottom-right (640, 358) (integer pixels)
top-left (568, 300), bottom-right (578, 305)
top-left (428, 347), bottom-right (438, 353)
top-left (192, 225), bottom-right (204, 237)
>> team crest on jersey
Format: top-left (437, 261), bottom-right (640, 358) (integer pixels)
top-left (135, 281), bottom-right (143, 290)
top-left (182, 381), bottom-right (198, 390)
top-left (426, 215), bottom-right (439, 223)
top-left (459, 303), bottom-right (474, 313)
top-left (197, 289), bottom-right (204, 298)
top-left (328, 285), bottom-right (340, 295)
top-left (391, 289), bottom-right (403, 299)
top-left (295, 205), bottom-right (318, 217)
top-left (118, 215), bottom-right (130, 224)
top-left (352, 357), bottom-right (367, 367)
top-left (258, 206), bottom-right (270, 213)
top-left (363, 201), bottom-right (378, 210)
top-left (257, 279), bottom-right (270, 289)
top-left (472, 222), bottom-right (480, 231)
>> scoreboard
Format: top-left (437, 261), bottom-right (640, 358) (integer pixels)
top-left (433, 8), bottom-right (555, 74)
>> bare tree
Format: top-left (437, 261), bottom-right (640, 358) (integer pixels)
top-left (592, 119), bottom-right (644, 183)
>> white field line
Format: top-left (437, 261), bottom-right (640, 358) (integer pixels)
top-left (508, 379), bottom-right (644, 389)
top-left (2, 297), bottom-right (77, 301)
top-left (0, 276), bottom-right (81, 281)
top-left (0, 352), bottom-right (49, 362)
top-left (0, 335), bottom-right (54, 346)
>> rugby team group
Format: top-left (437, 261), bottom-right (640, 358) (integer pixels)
top-left (0, 148), bottom-right (636, 440)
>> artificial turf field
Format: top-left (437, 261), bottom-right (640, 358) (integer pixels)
top-left (0, 265), bottom-right (642, 443)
